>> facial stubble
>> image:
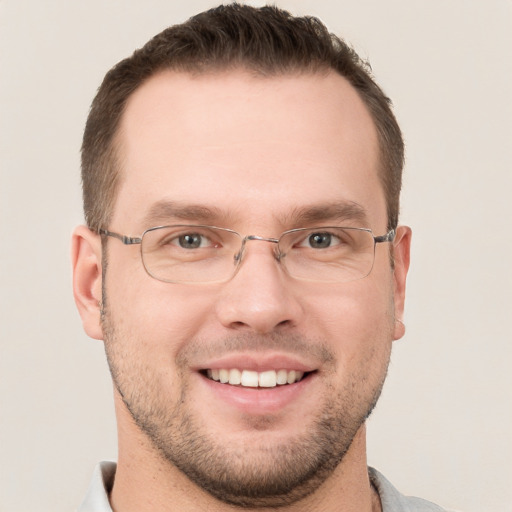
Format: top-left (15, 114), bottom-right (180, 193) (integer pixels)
top-left (100, 287), bottom-right (392, 508)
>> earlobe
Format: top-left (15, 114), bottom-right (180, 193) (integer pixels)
top-left (392, 225), bottom-right (412, 341)
top-left (71, 225), bottom-right (104, 340)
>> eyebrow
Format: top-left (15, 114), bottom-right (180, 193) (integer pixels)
top-left (285, 201), bottom-right (370, 227)
top-left (142, 200), bottom-right (228, 227)
top-left (142, 199), bottom-right (370, 229)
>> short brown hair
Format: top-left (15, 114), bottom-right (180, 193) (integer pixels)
top-left (81, 3), bottom-right (404, 231)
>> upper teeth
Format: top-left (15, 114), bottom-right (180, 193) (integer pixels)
top-left (206, 369), bottom-right (304, 388)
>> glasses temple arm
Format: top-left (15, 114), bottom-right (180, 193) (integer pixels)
top-left (98, 229), bottom-right (142, 245)
top-left (374, 229), bottom-right (396, 244)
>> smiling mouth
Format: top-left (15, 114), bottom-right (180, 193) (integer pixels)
top-left (202, 368), bottom-right (311, 388)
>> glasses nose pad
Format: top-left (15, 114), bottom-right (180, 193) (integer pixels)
top-left (233, 237), bottom-right (247, 266)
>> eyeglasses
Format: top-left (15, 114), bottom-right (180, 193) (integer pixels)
top-left (99, 225), bottom-right (395, 284)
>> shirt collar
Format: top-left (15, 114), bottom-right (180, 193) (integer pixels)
top-left (77, 461), bottom-right (115, 512)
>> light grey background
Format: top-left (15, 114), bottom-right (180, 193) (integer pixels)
top-left (1, 1), bottom-right (511, 511)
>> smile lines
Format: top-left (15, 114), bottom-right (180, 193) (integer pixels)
top-left (205, 368), bottom-right (306, 388)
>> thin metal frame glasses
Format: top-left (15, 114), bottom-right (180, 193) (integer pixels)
top-left (99, 225), bottom-right (395, 284)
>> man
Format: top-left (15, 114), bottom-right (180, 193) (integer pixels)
top-left (72, 4), bottom-right (450, 511)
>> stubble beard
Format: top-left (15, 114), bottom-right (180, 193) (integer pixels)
top-left (101, 296), bottom-right (391, 508)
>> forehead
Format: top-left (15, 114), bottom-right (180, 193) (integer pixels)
top-left (113, 69), bottom-right (384, 231)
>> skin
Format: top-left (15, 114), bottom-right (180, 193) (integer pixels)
top-left (72, 69), bottom-right (411, 512)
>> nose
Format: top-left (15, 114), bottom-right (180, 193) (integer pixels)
top-left (214, 239), bottom-right (303, 334)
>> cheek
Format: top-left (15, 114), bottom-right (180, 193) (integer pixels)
top-left (303, 279), bottom-right (395, 369)
top-left (105, 263), bottom-right (217, 358)
top-left (307, 277), bottom-right (394, 333)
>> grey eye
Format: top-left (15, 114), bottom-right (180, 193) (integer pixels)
top-left (178, 233), bottom-right (203, 249)
top-left (308, 232), bottom-right (333, 249)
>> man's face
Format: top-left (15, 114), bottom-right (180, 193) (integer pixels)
top-left (100, 70), bottom-right (409, 506)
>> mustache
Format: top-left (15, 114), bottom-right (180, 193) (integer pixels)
top-left (176, 332), bottom-right (336, 367)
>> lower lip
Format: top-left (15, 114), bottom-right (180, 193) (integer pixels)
top-left (198, 372), bottom-right (316, 415)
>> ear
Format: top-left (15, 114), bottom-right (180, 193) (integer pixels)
top-left (71, 225), bottom-right (104, 340)
top-left (392, 225), bottom-right (412, 340)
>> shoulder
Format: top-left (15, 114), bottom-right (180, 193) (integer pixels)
top-left (369, 467), bottom-right (459, 512)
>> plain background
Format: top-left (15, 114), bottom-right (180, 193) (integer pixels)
top-left (1, 1), bottom-right (511, 511)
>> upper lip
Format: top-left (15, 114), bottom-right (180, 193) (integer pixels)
top-left (193, 353), bottom-right (317, 373)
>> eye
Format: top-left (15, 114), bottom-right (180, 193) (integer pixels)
top-left (175, 233), bottom-right (211, 249)
top-left (153, 227), bottom-right (229, 253)
top-left (303, 231), bottom-right (341, 249)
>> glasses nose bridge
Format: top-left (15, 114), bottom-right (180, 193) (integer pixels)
top-left (234, 234), bottom-right (281, 265)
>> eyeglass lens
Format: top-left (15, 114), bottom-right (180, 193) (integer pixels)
top-left (140, 225), bottom-right (377, 284)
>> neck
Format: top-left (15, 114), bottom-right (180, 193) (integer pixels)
top-left (110, 392), bottom-right (380, 512)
